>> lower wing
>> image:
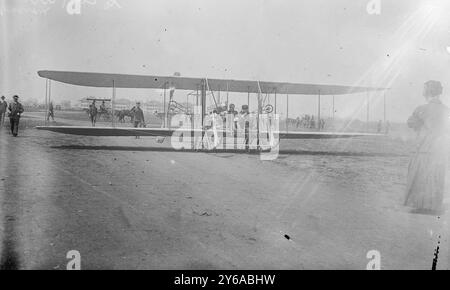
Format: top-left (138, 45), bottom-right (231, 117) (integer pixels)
top-left (36, 126), bottom-right (381, 139)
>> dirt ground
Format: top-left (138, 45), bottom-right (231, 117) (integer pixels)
top-left (0, 112), bottom-right (449, 269)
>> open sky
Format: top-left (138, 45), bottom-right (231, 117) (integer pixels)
top-left (1, 0), bottom-right (450, 122)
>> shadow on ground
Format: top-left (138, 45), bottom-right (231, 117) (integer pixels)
top-left (51, 145), bottom-right (408, 157)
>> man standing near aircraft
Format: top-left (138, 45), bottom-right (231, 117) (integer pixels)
top-left (310, 116), bottom-right (316, 129)
top-left (131, 102), bottom-right (145, 139)
top-left (131, 102), bottom-right (145, 128)
top-left (377, 120), bottom-right (382, 133)
top-left (240, 105), bottom-right (250, 150)
top-left (89, 100), bottom-right (98, 127)
top-left (47, 101), bottom-right (55, 121)
top-left (8, 95), bottom-right (24, 137)
top-left (0, 96), bottom-right (7, 127)
top-left (227, 103), bottom-right (238, 132)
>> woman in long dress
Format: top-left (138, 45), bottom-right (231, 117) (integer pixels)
top-left (405, 80), bottom-right (450, 214)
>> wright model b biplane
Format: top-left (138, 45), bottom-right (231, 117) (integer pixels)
top-left (36, 70), bottom-right (385, 152)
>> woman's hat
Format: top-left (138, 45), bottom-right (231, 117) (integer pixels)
top-left (424, 80), bottom-right (443, 97)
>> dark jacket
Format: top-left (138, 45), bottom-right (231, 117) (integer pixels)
top-left (131, 107), bottom-right (145, 123)
top-left (8, 101), bottom-right (24, 120)
top-left (0, 100), bottom-right (7, 113)
top-left (89, 104), bottom-right (98, 116)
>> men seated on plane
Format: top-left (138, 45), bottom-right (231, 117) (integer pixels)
top-left (203, 111), bottom-right (214, 130)
top-left (218, 103), bottom-right (226, 121)
top-left (227, 103), bottom-right (238, 132)
top-left (239, 105), bottom-right (250, 150)
top-left (240, 104), bottom-right (249, 116)
top-left (216, 103), bottom-right (227, 114)
top-left (228, 104), bottom-right (238, 116)
top-left (200, 110), bottom-right (221, 147)
top-left (211, 109), bottom-right (222, 128)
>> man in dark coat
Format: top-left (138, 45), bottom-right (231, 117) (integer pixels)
top-left (89, 100), bottom-right (98, 127)
top-left (131, 102), bottom-right (145, 128)
top-left (8, 95), bottom-right (24, 137)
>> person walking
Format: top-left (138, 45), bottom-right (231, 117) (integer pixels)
top-left (240, 105), bottom-right (250, 151)
top-left (385, 120), bottom-right (391, 134)
top-left (8, 95), bottom-right (24, 137)
top-left (47, 101), bottom-right (55, 121)
top-left (404, 80), bottom-right (450, 214)
top-left (89, 100), bottom-right (98, 127)
top-left (131, 102), bottom-right (145, 128)
top-left (130, 102), bottom-right (145, 139)
top-left (0, 96), bottom-right (7, 127)
top-left (377, 120), bottom-right (383, 133)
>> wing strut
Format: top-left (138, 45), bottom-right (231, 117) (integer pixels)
top-left (44, 79), bottom-right (49, 125)
top-left (257, 81), bottom-right (263, 150)
top-left (112, 80), bottom-right (116, 128)
top-left (205, 78), bottom-right (218, 110)
top-left (366, 90), bottom-right (370, 131)
top-left (163, 82), bottom-right (167, 128)
top-left (317, 90), bottom-right (321, 131)
top-left (286, 93), bottom-right (289, 133)
top-left (46, 79), bottom-right (52, 125)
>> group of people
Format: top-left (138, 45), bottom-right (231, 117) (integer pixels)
top-left (200, 103), bottom-right (251, 149)
top-left (294, 115), bottom-right (325, 129)
top-left (0, 95), bottom-right (25, 137)
top-left (87, 100), bottom-right (107, 126)
top-left (88, 100), bottom-right (145, 128)
top-left (204, 103), bottom-right (250, 132)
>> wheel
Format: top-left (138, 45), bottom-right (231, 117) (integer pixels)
top-left (264, 104), bottom-right (274, 113)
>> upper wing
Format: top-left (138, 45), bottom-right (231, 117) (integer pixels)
top-left (36, 126), bottom-right (381, 139)
top-left (38, 70), bottom-right (386, 95)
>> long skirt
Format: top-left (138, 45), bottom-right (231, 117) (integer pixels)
top-left (404, 148), bottom-right (447, 211)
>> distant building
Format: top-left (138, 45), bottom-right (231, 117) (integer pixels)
top-left (76, 97), bottom-right (169, 112)
top-left (22, 98), bottom-right (39, 108)
top-left (78, 98), bottom-right (92, 110)
top-left (78, 97), bottom-right (132, 111)
top-left (114, 99), bottom-right (132, 111)
top-left (144, 100), bottom-right (164, 113)
top-left (59, 101), bottom-right (72, 110)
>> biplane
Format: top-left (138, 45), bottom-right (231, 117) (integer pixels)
top-left (36, 70), bottom-right (386, 151)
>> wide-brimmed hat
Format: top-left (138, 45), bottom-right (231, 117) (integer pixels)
top-left (13, 95), bottom-right (19, 99)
